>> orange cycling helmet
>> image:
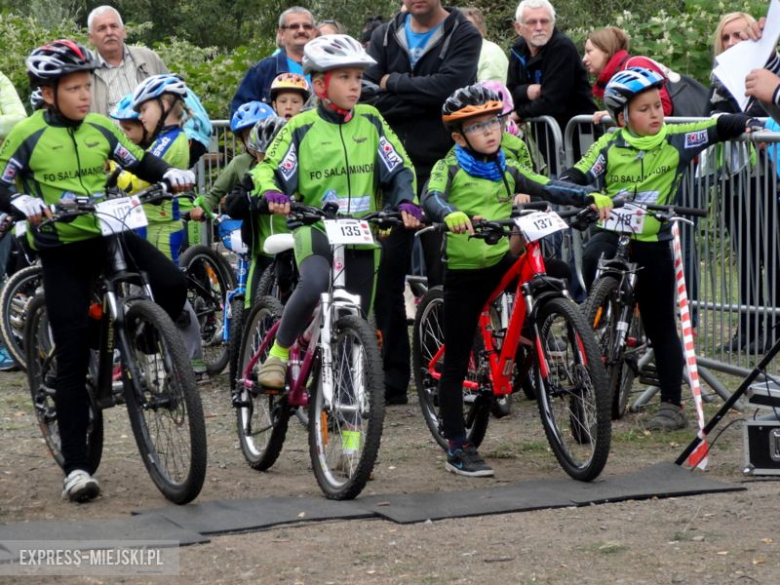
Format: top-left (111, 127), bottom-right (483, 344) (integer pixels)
top-left (442, 84), bottom-right (503, 129)
top-left (270, 73), bottom-right (311, 101)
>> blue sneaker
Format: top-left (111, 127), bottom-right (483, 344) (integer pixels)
top-left (445, 443), bottom-right (494, 477)
top-left (0, 343), bottom-right (17, 372)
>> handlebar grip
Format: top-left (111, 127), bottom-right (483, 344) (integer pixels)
top-left (671, 206), bottom-right (708, 218)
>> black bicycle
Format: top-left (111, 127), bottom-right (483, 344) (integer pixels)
top-left (584, 202), bottom-right (706, 419)
top-left (25, 183), bottom-right (207, 504)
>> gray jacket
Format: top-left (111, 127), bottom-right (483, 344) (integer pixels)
top-left (90, 45), bottom-right (169, 116)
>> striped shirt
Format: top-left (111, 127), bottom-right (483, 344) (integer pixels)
top-left (94, 48), bottom-right (139, 115)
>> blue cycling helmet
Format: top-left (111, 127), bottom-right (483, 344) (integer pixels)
top-left (230, 101), bottom-right (275, 133)
top-left (110, 93), bottom-right (140, 121)
top-left (603, 67), bottom-right (665, 122)
top-left (131, 74), bottom-right (188, 111)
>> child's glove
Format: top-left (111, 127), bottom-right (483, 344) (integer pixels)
top-left (589, 193), bottom-right (614, 222)
top-left (264, 190), bottom-right (290, 206)
top-left (444, 210), bottom-right (472, 234)
top-left (398, 201), bottom-right (422, 221)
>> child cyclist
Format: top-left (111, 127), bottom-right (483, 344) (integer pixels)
top-left (252, 34), bottom-right (421, 388)
top-left (114, 76), bottom-right (206, 376)
top-left (224, 115), bottom-right (289, 305)
top-left (0, 40), bottom-right (194, 501)
top-left (422, 84), bottom-right (613, 477)
top-left (559, 67), bottom-right (761, 430)
top-left (190, 101), bottom-right (275, 222)
top-left (270, 73), bottom-right (311, 120)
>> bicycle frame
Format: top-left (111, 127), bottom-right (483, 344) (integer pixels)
top-left (425, 236), bottom-right (570, 397)
top-left (240, 241), bottom-right (366, 411)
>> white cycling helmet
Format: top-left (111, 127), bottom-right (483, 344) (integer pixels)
top-left (131, 74), bottom-right (188, 111)
top-left (303, 34), bottom-right (377, 75)
top-left (603, 67), bottom-right (665, 122)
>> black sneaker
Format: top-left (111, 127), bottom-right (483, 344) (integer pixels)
top-left (445, 444), bottom-right (494, 477)
top-left (719, 332), bottom-right (748, 353)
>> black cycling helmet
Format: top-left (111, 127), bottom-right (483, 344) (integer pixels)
top-left (27, 39), bottom-right (100, 86)
top-left (248, 116), bottom-right (287, 156)
top-left (442, 84), bottom-right (503, 130)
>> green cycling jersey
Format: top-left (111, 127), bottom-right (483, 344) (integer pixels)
top-left (0, 110), bottom-right (169, 249)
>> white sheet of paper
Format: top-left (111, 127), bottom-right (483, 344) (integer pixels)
top-left (713, 0), bottom-right (780, 111)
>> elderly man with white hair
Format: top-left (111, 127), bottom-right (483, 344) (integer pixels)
top-left (507, 0), bottom-right (596, 171)
top-left (88, 5), bottom-right (169, 116)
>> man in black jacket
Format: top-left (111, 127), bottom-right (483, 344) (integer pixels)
top-left (507, 0), bottom-right (596, 173)
top-left (364, 0), bottom-right (481, 405)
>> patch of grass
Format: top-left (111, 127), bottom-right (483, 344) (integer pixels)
top-left (516, 440), bottom-right (551, 454)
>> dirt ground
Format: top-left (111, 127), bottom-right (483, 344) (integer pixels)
top-left (1, 367), bottom-right (779, 585)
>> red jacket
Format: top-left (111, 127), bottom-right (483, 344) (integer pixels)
top-left (593, 50), bottom-right (673, 116)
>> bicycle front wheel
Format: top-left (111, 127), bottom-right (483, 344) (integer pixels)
top-left (234, 296), bottom-right (291, 470)
top-left (1, 264), bottom-right (43, 370)
top-left (179, 245), bottom-right (235, 375)
top-left (309, 314), bottom-right (384, 500)
top-left (24, 294), bottom-right (103, 474)
top-left (412, 287), bottom-right (490, 449)
top-left (122, 300), bottom-right (207, 504)
top-left (534, 297), bottom-right (611, 481)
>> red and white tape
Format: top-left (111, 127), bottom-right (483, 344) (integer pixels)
top-left (671, 221), bottom-right (708, 468)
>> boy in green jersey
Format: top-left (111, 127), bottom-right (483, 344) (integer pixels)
top-left (559, 67), bottom-right (761, 430)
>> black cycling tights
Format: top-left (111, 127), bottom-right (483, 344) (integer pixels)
top-left (39, 234), bottom-right (187, 475)
top-left (583, 232), bottom-right (684, 405)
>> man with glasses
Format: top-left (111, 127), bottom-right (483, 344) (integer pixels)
top-left (230, 7), bottom-right (315, 117)
top-left (507, 0), bottom-right (596, 173)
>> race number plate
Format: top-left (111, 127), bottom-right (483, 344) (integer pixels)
top-left (514, 211), bottom-right (567, 242)
top-left (95, 196), bottom-right (148, 235)
top-left (598, 203), bottom-right (646, 234)
top-left (323, 219), bottom-right (375, 245)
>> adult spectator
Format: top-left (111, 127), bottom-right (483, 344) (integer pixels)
top-left (709, 12), bottom-right (779, 353)
top-left (582, 26), bottom-right (672, 121)
top-left (360, 16), bottom-right (385, 50)
top-left (0, 72), bottom-right (25, 142)
top-left (316, 19), bottom-right (346, 36)
top-left (87, 6), bottom-right (169, 116)
top-left (507, 0), bottom-right (596, 172)
top-left (364, 0), bottom-right (481, 405)
top-left (746, 59), bottom-right (780, 124)
top-left (230, 7), bottom-right (314, 117)
top-left (0, 70), bottom-right (26, 370)
top-left (461, 7), bottom-right (509, 83)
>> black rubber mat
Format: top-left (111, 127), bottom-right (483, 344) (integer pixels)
top-left (359, 462), bottom-right (744, 524)
top-left (133, 495), bottom-right (375, 535)
top-left (0, 515), bottom-right (209, 563)
top-left (0, 463), bottom-right (745, 555)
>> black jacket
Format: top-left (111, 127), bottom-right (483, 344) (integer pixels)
top-left (507, 29), bottom-right (596, 132)
top-left (364, 8), bottom-right (481, 185)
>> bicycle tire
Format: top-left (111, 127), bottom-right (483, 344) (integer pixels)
top-left (534, 297), bottom-right (611, 481)
top-left (234, 296), bottom-right (291, 470)
top-left (122, 300), bottom-right (207, 504)
top-left (411, 287), bottom-right (490, 450)
top-left (1, 264), bottom-right (43, 370)
top-left (227, 297), bottom-right (246, 392)
top-left (24, 294), bottom-right (103, 474)
top-left (179, 245), bottom-right (236, 375)
top-left (309, 314), bottom-right (384, 500)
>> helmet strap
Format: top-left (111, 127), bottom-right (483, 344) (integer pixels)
top-left (314, 71), bottom-right (354, 122)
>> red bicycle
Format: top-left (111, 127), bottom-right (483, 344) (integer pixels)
top-left (412, 204), bottom-right (611, 481)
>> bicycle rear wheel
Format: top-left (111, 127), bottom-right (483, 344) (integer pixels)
top-left (1, 264), bottom-right (43, 370)
top-left (122, 300), bottom-right (207, 504)
top-left (179, 245), bottom-right (235, 375)
top-left (309, 314), bottom-right (384, 500)
top-left (234, 296), bottom-right (291, 470)
top-left (412, 287), bottom-right (490, 449)
top-left (534, 297), bottom-right (611, 481)
top-left (24, 294), bottom-right (103, 474)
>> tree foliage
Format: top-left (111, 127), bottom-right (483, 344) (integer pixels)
top-left (0, 0), bottom-right (773, 119)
